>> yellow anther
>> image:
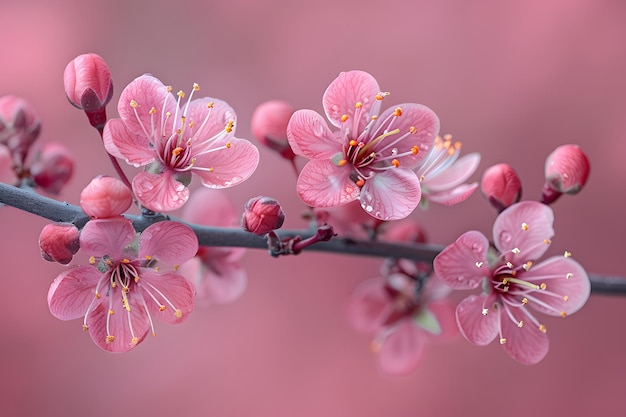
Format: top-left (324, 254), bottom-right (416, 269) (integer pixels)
top-left (371, 115), bottom-right (378, 121)
top-left (443, 133), bottom-right (453, 141)
top-left (165, 111), bottom-right (171, 118)
top-left (521, 223), bottom-right (529, 231)
top-left (502, 278), bottom-right (509, 285)
top-left (563, 295), bottom-right (569, 301)
top-left (338, 159), bottom-right (348, 167)
top-left (482, 308), bottom-right (488, 315)
top-left (355, 102), bottom-right (363, 108)
top-left (349, 140), bottom-right (358, 147)
top-left (106, 335), bottom-right (115, 344)
top-left (145, 255), bottom-right (152, 261)
top-left (122, 258), bottom-right (131, 264)
top-left (511, 270), bottom-right (517, 277)
top-left (149, 107), bottom-right (157, 115)
top-left (522, 297), bottom-right (528, 305)
top-left (540, 283), bottom-right (547, 290)
top-left (159, 305), bottom-right (166, 312)
top-left (134, 276), bottom-right (139, 283)
top-left (356, 178), bottom-right (365, 187)
top-left (193, 83), bottom-right (200, 91)
top-left (95, 292), bottom-right (101, 299)
top-left (409, 126), bottom-right (417, 134)
top-left (208, 167), bottom-right (214, 172)
top-left (391, 158), bottom-right (400, 168)
top-left (506, 262), bottom-right (514, 269)
top-left (539, 324), bottom-right (547, 333)
top-left (411, 145), bottom-right (419, 154)
top-left (207, 101), bottom-right (214, 108)
top-left (225, 120), bottom-right (234, 133)
top-left (394, 107), bottom-right (403, 117)
top-left (172, 147), bottom-right (183, 156)
top-left (375, 94), bottom-right (384, 100)
top-left (564, 251), bottom-right (572, 258)
top-left (175, 309), bottom-right (183, 319)
top-left (341, 114), bottom-right (349, 122)
top-left (89, 256), bottom-right (96, 265)
top-left (517, 321), bottom-right (524, 328)
top-left (174, 265), bottom-right (180, 271)
top-left (130, 100), bottom-right (138, 108)
top-left (226, 142), bottom-right (232, 149)
top-left (177, 90), bottom-right (185, 98)
top-left (500, 338), bottom-right (507, 345)
top-left (166, 86), bottom-right (173, 93)
top-left (523, 262), bottom-right (533, 271)
top-left (544, 239), bottom-right (551, 245)
top-left (512, 247), bottom-right (521, 254)
top-left (566, 273), bottom-right (573, 279)
top-left (475, 261), bottom-right (484, 268)
top-left (109, 309), bottom-right (114, 315)
top-left (82, 324), bottom-right (89, 331)
top-left (131, 337), bottom-right (139, 345)
top-left (560, 311), bottom-right (567, 318)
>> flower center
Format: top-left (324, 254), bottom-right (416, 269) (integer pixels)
top-left (415, 134), bottom-right (462, 182)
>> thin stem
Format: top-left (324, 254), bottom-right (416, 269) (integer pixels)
top-left (0, 182), bottom-right (624, 295)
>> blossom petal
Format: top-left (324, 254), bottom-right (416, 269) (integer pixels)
top-left (80, 218), bottom-right (136, 259)
top-left (86, 297), bottom-right (150, 353)
top-left (524, 256), bottom-right (590, 317)
top-left (493, 201), bottom-right (554, 261)
top-left (132, 170), bottom-right (190, 212)
top-left (139, 221), bottom-right (198, 266)
top-left (425, 182), bottom-right (479, 206)
top-left (424, 152), bottom-right (481, 192)
top-left (48, 266), bottom-right (102, 320)
top-left (0, 144), bottom-right (18, 184)
top-left (103, 118), bottom-right (155, 166)
top-left (378, 320), bottom-right (425, 376)
top-left (499, 307), bottom-right (549, 364)
top-left (182, 257), bottom-right (248, 305)
top-left (369, 103), bottom-right (440, 168)
top-left (117, 74), bottom-right (177, 136)
top-left (187, 97), bottom-right (237, 151)
top-left (323, 70), bottom-right (381, 129)
top-left (191, 136), bottom-right (259, 189)
top-left (286, 109), bottom-right (341, 159)
top-left (296, 159), bottom-right (359, 207)
top-left (359, 168), bottom-right (421, 221)
top-left (433, 231), bottom-right (490, 289)
top-left (345, 278), bottom-right (391, 333)
top-left (455, 294), bottom-right (499, 346)
top-left (140, 271), bottom-right (195, 324)
top-left (181, 188), bottom-right (236, 227)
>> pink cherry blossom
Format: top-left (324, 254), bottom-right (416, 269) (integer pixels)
top-left (179, 188), bottom-right (247, 305)
top-left (415, 134), bottom-right (480, 206)
top-left (287, 70), bottom-right (439, 220)
top-left (346, 259), bottom-right (456, 376)
top-left (433, 201), bottom-right (590, 364)
top-left (0, 95), bottom-right (41, 166)
top-left (103, 74), bottom-right (259, 212)
top-left (28, 141), bottom-right (74, 194)
top-left (48, 218), bottom-right (198, 352)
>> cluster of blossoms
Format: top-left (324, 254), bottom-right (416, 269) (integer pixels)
top-left (0, 54), bottom-right (594, 368)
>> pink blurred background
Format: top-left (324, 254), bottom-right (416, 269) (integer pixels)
top-left (1, 0), bottom-right (625, 416)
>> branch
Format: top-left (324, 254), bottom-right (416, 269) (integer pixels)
top-left (1, 182), bottom-right (624, 295)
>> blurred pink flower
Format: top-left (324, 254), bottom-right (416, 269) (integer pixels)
top-left (415, 134), bottom-right (480, 206)
top-left (179, 188), bottom-right (248, 305)
top-left (433, 201), bottom-right (590, 364)
top-left (346, 259), bottom-right (456, 376)
top-left (28, 141), bottom-right (74, 194)
top-left (48, 218), bottom-right (198, 352)
top-left (103, 74), bottom-right (259, 212)
top-left (0, 95), bottom-right (41, 166)
top-left (287, 70), bottom-right (439, 220)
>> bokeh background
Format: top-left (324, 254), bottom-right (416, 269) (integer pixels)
top-left (1, 0), bottom-right (625, 416)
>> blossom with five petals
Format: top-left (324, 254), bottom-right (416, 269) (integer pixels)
top-left (47, 218), bottom-right (198, 352)
top-left (433, 201), bottom-right (590, 364)
top-left (103, 74), bottom-right (259, 212)
top-left (287, 70), bottom-right (439, 220)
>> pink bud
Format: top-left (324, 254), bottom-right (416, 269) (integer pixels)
top-left (80, 175), bottom-right (133, 218)
top-left (250, 100), bottom-right (296, 160)
top-left (0, 95), bottom-right (41, 164)
top-left (542, 144), bottom-right (590, 204)
top-left (63, 53), bottom-right (113, 129)
top-left (30, 142), bottom-right (74, 194)
top-left (480, 163), bottom-right (522, 212)
top-left (242, 196), bottom-right (285, 236)
top-left (39, 223), bottom-right (80, 265)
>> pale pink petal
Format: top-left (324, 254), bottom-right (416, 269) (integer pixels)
top-left (194, 258), bottom-right (248, 305)
top-left (296, 159), bottom-right (359, 207)
top-left (524, 257), bottom-right (590, 317)
top-left (140, 271), bottom-right (195, 324)
top-left (79, 218), bottom-right (136, 259)
top-left (499, 308), bottom-right (549, 364)
top-left (0, 144), bottom-right (17, 184)
top-left (103, 118), bottom-right (155, 166)
top-left (359, 168), bottom-right (421, 221)
top-left (187, 98), bottom-right (237, 150)
top-left (425, 182), bottom-right (479, 206)
top-left (455, 294), bottom-right (499, 346)
top-left (132, 170), bottom-right (190, 212)
top-left (192, 137), bottom-right (259, 188)
top-left (345, 278), bottom-right (391, 333)
top-left (139, 221), bottom-right (198, 266)
top-left (322, 70), bottom-right (380, 129)
top-left (86, 297), bottom-right (150, 353)
top-left (181, 188), bottom-right (236, 227)
top-left (369, 103), bottom-right (440, 168)
top-left (117, 74), bottom-right (177, 136)
top-left (378, 320), bottom-right (425, 376)
top-left (424, 153), bottom-right (481, 191)
top-left (47, 266), bottom-right (102, 320)
top-left (493, 201), bottom-right (554, 261)
top-left (286, 109), bottom-right (342, 159)
top-left (434, 231), bottom-right (490, 289)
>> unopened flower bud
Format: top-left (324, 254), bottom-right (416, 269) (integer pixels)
top-left (250, 100), bottom-right (296, 160)
top-left (242, 196), bottom-right (285, 236)
top-left (80, 175), bottom-right (133, 218)
top-left (542, 144), bottom-right (590, 204)
top-left (63, 53), bottom-right (113, 129)
top-left (30, 142), bottom-right (74, 194)
top-left (480, 163), bottom-right (522, 212)
top-left (39, 223), bottom-right (80, 265)
top-left (0, 95), bottom-right (41, 164)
